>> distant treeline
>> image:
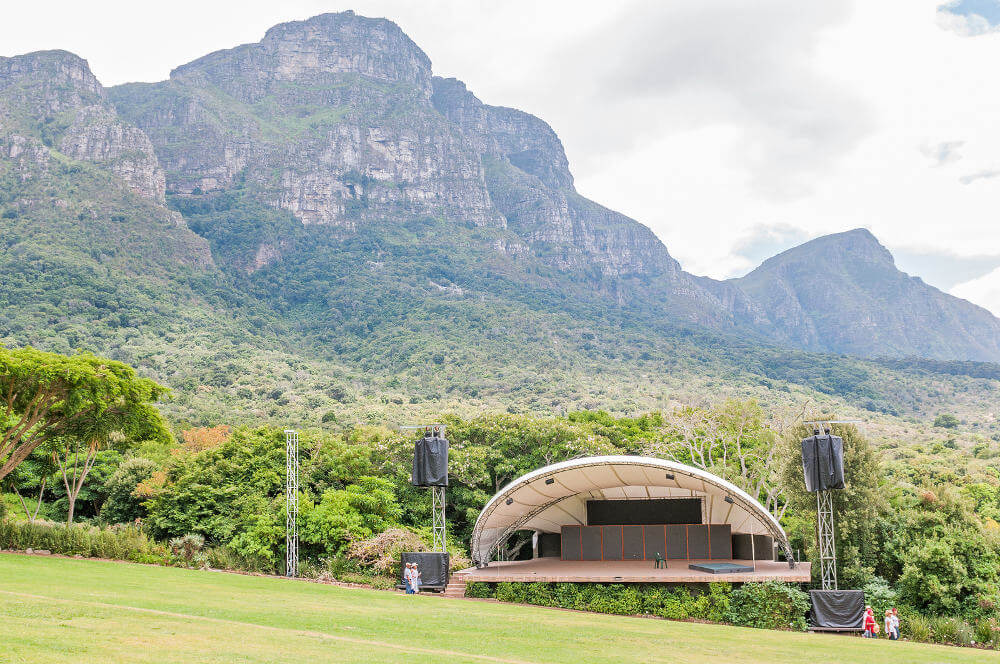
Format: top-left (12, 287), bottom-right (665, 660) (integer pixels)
top-left (873, 357), bottom-right (1000, 381)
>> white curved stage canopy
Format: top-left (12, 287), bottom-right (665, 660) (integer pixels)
top-left (469, 455), bottom-right (793, 566)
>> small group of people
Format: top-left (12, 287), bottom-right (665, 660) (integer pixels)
top-left (863, 606), bottom-right (900, 640)
top-left (403, 562), bottom-right (421, 594)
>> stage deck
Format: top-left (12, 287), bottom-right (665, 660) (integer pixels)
top-left (456, 558), bottom-right (811, 584)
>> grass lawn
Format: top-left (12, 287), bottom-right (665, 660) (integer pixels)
top-left (0, 554), bottom-right (994, 663)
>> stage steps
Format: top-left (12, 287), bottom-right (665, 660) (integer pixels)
top-left (442, 577), bottom-right (467, 598)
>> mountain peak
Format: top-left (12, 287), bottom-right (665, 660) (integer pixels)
top-left (0, 49), bottom-right (104, 109)
top-left (756, 227), bottom-right (894, 273)
top-left (171, 11), bottom-right (432, 98)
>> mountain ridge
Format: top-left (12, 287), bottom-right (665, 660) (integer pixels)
top-left (1, 11), bottom-right (999, 428)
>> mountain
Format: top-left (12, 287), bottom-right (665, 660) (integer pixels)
top-left (1, 12), bottom-right (999, 426)
top-left (732, 229), bottom-right (1000, 361)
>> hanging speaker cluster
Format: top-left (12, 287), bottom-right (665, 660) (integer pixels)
top-left (801, 429), bottom-right (846, 492)
top-left (411, 427), bottom-right (449, 487)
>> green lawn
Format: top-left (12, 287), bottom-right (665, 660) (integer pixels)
top-left (0, 554), bottom-right (994, 663)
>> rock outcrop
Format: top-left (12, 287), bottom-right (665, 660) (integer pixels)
top-left (0, 50), bottom-right (165, 201)
top-left (111, 11), bottom-right (500, 229)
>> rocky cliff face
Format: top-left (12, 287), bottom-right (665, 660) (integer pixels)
top-left (110, 12), bottom-right (701, 286)
top-left (0, 50), bottom-right (165, 201)
top-left (111, 12), bottom-right (500, 231)
top-left (0, 50), bottom-right (212, 271)
top-left (732, 229), bottom-right (1000, 360)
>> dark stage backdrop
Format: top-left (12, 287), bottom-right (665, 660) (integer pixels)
top-left (586, 498), bottom-right (702, 526)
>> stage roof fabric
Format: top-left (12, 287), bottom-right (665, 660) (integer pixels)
top-left (469, 455), bottom-right (791, 565)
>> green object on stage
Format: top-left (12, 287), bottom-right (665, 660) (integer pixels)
top-left (654, 553), bottom-right (665, 569)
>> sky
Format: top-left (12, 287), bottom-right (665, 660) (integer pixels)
top-left (3, 0), bottom-right (1000, 315)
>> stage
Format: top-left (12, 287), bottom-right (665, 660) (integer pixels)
top-left (456, 558), bottom-right (811, 584)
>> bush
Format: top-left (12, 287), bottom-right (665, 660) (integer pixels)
top-left (906, 613), bottom-right (932, 642)
top-left (0, 519), bottom-right (165, 564)
top-left (495, 582), bottom-right (527, 604)
top-left (101, 457), bottom-right (159, 524)
top-left (974, 619), bottom-right (996, 647)
top-left (861, 576), bottom-right (898, 617)
top-left (930, 616), bottom-right (960, 644)
top-left (169, 533), bottom-right (206, 567)
top-left (465, 581), bottom-right (494, 598)
top-left (727, 581), bottom-right (809, 630)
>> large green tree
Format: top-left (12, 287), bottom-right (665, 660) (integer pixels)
top-left (0, 346), bottom-right (169, 481)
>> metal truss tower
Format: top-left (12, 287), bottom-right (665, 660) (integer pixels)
top-left (284, 429), bottom-right (299, 578)
top-left (817, 490), bottom-right (837, 590)
top-left (432, 485), bottom-right (446, 552)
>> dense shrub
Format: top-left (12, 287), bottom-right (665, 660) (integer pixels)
top-left (465, 581), bottom-right (494, 598)
top-left (0, 519), bottom-right (165, 563)
top-left (100, 457), bottom-right (158, 524)
top-left (727, 581), bottom-right (809, 630)
top-left (464, 580), bottom-right (803, 630)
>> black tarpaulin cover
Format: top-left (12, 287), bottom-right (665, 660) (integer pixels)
top-left (411, 436), bottom-right (448, 486)
top-left (810, 590), bottom-right (865, 628)
top-left (801, 434), bottom-right (846, 492)
top-left (400, 552), bottom-right (450, 588)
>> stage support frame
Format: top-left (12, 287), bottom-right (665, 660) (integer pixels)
top-left (817, 489), bottom-right (836, 590)
top-left (432, 485), bottom-right (446, 552)
top-left (284, 429), bottom-right (299, 578)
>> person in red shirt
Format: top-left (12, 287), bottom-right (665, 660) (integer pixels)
top-left (863, 607), bottom-right (878, 638)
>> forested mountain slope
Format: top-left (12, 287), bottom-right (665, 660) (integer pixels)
top-left (1, 12), bottom-right (999, 428)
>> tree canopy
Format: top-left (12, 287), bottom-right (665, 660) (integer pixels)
top-left (0, 346), bottom-right (170, 481)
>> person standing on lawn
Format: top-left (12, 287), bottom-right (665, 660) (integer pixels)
top-left (403, 563), bottom-right (415, 594)
top-left (863, 607), bottom-right (877, 638)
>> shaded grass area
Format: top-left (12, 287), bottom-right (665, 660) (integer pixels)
top-left (0, 554), bottom-right (993, 664)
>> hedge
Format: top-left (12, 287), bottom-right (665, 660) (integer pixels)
top-left (467, 580), bottom-right (806, 629)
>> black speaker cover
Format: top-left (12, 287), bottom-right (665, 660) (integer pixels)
top-left (399, 552), bottom-right (449, 588)
top-left (801, 434), bottom-right (845, 492)
top-left (411, 436), bottom-right (449, 486)
top-left (810, 590), bottom-right (865, 629)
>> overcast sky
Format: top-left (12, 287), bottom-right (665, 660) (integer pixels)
top-left (4, 0), bottom-right (1000, 315)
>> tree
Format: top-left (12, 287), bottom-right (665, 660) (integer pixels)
top-left (50, 432), bottom-right (129, 525)
top-left (1, 448), bottom-right (54, 523)
top-left (933, 413), bottom-right (960, 429)
top-left (0, 346), bottom-right (169, 481)
top-left (100, 457), bottom-right (159, 524)
top-left (300, 476), bottom-right (402, 557)
top-left (646, 400), bottom-right (788, 520)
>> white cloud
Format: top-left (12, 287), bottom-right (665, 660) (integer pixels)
top-left (936, 0), bottom-right (1000, 36)
top-left (959, 169), bottom-right (1000, 184)
top-left (951, 267), bottom-right (1000, 316)
top-left (919, 140), bottom-right (965, 166)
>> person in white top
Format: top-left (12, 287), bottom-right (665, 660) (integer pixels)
top-left (403, 563), bottom-right (415, 594)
